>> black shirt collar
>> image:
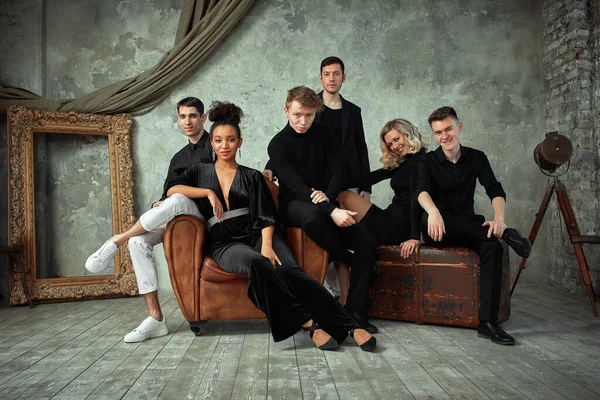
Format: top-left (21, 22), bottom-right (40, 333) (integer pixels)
top-left (188, 132), bottom-right (208, 150)
top-left (434, 145), bottom-right (468, 163)
top-left (284, 122), bottom-right (312, 137)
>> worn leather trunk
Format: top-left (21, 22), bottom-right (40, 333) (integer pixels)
top-left (368, 244), bottom-right (510, 328)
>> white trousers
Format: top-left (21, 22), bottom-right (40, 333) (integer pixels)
top-left (130, 193), bottom-right (203, 294)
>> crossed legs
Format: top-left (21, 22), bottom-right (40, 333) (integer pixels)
top-left (335, 190), bottom-right (374, 305)
top-left (86, 193), bottom-right (203, 342)
top-left (280, 200), bottom-right (378, 332)
top-left (212, 234), bottom-right (375, 350)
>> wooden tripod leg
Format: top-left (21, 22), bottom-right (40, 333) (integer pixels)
top-left (511, 184), bottom-right (555, 297)
top-left (555, 183), bottom-right (598, 317)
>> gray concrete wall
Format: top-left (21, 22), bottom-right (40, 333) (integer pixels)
top-left (0, 0), bottom-right (545, 296)
top-left (0, 0), bottom-right (44, 298)
top-left (541, 0), bottom-right (600, 295)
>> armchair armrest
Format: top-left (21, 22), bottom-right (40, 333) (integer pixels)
top-left (163, 214), bottom-right (206, 322)
top-left (284, 227), bottom-right (328, 283)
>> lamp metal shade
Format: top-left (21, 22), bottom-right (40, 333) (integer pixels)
top-left (533, 132), bottom-right (573, 171)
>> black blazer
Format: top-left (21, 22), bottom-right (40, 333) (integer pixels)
top-left (315, 91), bottom-right (371, 193)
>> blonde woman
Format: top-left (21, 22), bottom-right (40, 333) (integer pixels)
top-left (338, 119), bottom-right (426, 258)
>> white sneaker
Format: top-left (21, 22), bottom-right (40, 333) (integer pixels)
top-left (123, 316), bottom-right (168, 343)
top-left (85, 240), bottom-right (118, 273)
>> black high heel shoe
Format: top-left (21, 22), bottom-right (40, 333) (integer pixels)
top-left (302, 322), bottom-right (338, 351)
top-left (350, 329), bottom-right (377, 352)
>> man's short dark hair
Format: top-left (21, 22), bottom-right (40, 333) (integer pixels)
top-left (177, 97), bottom-right (204, 114)
top-left (428, 106), bottom-right (459, 125)
top-left (320, 56), bottom-right (345, 74)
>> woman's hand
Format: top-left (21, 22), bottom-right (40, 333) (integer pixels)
top-left (207, 190), bottom-right (224, 220)
top-left (261, 242), bottom-right (281, 267)
top-left (399, 239), bottom-right (420, 258)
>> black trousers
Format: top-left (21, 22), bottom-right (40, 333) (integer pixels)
top-left (212, 234), bottom-right (360, 343)
top-left (421, 212), bottom-right (504, 322)
top-left (280, 200), bottom-right (377, 313)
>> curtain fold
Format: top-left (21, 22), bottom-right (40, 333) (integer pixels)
top-left (0, 0), bottom-right (254, 115)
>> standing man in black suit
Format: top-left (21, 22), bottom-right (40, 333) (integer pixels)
top-left (315, 56), bottom-right (371, 301)
top-left (315, 56), bottom-right (371, 199)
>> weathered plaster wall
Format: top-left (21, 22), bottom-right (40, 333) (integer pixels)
top-left (542, 0), bottom-right (600, 295)
top-left (33, 134), bottom-right (113, 279)
top-left (0, 0), bottom-right (545, 297)
top-left (0, 0), bottom-right (44, 298)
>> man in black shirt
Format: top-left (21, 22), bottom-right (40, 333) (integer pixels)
top-left (417, 106), bottom-right (531, 346)
top-left (264, 57), bottom-right (372, 300)
top-left (268, 86), bottom-right (378, 333)
top-left (315, 56), bottom-right (372, 299)
top-left (86, 97), bottom-right (213, 343)
top-left (316, 56), bottom-right (371, 198)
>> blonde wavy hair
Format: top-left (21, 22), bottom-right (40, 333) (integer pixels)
top-left (379, 119), bottom-right (424, 169)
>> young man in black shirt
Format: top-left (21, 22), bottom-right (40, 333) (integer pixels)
top-left (86, 97), bottom-right (213, 343)
top-left (316, 56), bottom-right (371, 198)
top-left (316, 56), bottom-right (371, 300)
top-left (417, 106), bottom-right (531, 346)
top-left (268, 86), bottom-right (378, 333)
top-left (264, 57), bottom-right (372, 301)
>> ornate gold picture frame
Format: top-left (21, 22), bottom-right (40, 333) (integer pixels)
top-left (7, 105), bottom-right (138, 304)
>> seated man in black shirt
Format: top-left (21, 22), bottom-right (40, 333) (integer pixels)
top-left (86, 97), bottom-right (213, 343)
top-left (268, 86), bottom-right (378, 333)
top-left (264, 57), bottom-right (371, 301)
top-left (417, 106), bottom-right (531, 346)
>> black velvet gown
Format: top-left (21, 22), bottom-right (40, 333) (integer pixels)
top-left (168, 163), bottom-right (359, 342)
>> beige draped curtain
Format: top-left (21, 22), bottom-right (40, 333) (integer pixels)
top-left (0, 0), bottom-right (254, 114)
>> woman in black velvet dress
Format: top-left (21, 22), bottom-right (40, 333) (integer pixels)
top-left (339, 118), bottom-right (427, 258)
top-left (167, 102), bottom-right (375, 351)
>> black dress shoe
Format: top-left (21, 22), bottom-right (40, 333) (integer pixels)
top-left (349, 309), bottom-right (378, 334)
top-left (350, 329), bottom-right (377, 352)
top-left (477, 321), bottom-right (515, 345)
top-left (302, 322), bottom-right (338, 351)
top-left (502, 228), bottom-right (532, 258)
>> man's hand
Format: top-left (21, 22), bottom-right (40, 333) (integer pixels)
top-left (399, 239), bottom-right (420, 258)
top-left (262, 169), bottom-right (276, 182)
top-left (207, 190), bottom-right (224, 220)
top-left (261, 243), bottom-right (281, 267)
top-left (359, 191), bottom-right (371, 201)
top-left (483, 218), bottom-right (506, 238)
top-left (310, 189), bottom-right (329, 204)
top-left (427, 210), bottom-right (446, 241)
top-left (152, 201), bottom-right (163, 208)
top-left (330, 208), bottom-right (357, 227)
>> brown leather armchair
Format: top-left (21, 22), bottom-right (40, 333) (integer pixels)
top-left (163, 180), bottom-right (328, 335)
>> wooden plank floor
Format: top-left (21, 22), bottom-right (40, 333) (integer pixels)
top-left (0, 284), bottom-right (599, 400)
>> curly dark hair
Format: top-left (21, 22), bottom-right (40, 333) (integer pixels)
top-left (208, 101), bottom-right (244, 137)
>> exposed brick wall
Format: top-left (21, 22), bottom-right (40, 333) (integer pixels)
top-left (542, 0), bottom-right (600, 294)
